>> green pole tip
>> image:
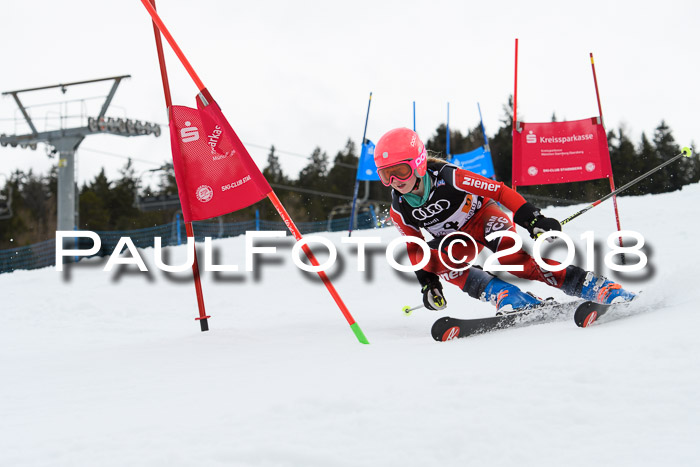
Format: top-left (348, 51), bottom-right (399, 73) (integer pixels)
top-left (402, 305), bottom-right (413, 316)
top-left (350, 322), bottom-right (370, 344)
top-left (682, 147), bottom-right (692, 158)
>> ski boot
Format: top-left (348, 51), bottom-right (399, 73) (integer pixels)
top-left (578, 272), bottom-right (636, 305)
top-left (483, 277), bottom-right (543, 315)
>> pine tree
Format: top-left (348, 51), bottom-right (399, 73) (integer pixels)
top-left (636, 133), bottom-right (657, 195)
top-left (0, 169), bottom-right (56, 247)
top-left (463, 123), bottom-right (486, 151)
top-left (262, 145), bottom-right (287, 185)
top-left (425, 123), bottom-right (448, 157)
top-left (652, 120), bottom-right (682, 191)
top-left (297, 147), bottom-right (330, 221)
top-left (78, 189), bottom-right (110, 230)
top-left (20, 170), bottom-right (52, 229)
top-left (608, 126), bottom-right (638, 193)
top-left (488, 95), bottom-right (514, 185)
top-left (110, 159), bottom-right (140, 229)
top-left (683, 142), bottom-right (700, 185)
top-left (79, 169), bottom-right (113, 230)
top-left (326, 139), bottom-right (358, 197)
top-left (155, 162), bottom-right (179, 196)
top-left (298, 147), bottom-right (329, 184)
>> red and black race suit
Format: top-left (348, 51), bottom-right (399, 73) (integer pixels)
top-left (390, 161), bottom-right (527, 240)
top-left (390, 160), bottom-right (566, 290)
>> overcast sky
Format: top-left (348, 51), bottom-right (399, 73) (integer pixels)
top-left (1, 0), bottom-right (698, 188)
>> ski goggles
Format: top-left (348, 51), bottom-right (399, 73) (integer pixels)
top-left (377, 158), bottom-right (420, 186)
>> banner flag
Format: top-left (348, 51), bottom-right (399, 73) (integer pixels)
top-left (141, 0), bottom-right (368, 342)
top-left (356, 140), bottom-right (378, 181)
top-left (512, 117), bottom-right (613, 187)
top-left (169, 98), bottom-right (272, 222)
top-left (451, 146), bottom-right (495, 178)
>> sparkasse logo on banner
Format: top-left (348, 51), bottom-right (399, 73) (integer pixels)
top-left (181, 121), bottom-right (199, 142)
top-left (512, 118), bottom-right (614, 186)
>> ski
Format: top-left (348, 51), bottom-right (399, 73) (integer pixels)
top-left (431, 300), bottom-right (584, 342)
top-left (573, 299), bottom-right (636, 327)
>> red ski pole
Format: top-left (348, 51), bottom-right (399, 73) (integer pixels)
top-left (535, 147), bottom-right (694, 238)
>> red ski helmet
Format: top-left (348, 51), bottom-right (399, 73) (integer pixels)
top-left (374, 128), bottom-right (428, 186)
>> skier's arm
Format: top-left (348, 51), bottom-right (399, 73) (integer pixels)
top-left (512, 202), bottom-right (562, 239)
top-left (452, 168), bottom-right (528, 212)
top-left (452, 168), bottom-right (561, 238)
top-left (389, 205), bottom-right (425, 266)
top-left (389, 206), bottom-right (447, 310)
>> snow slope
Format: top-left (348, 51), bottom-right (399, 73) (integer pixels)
top-left (2, 184), bottom-right (699, 467)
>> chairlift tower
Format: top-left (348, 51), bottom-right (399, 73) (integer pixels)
top-left (0, 75), bottom-right (161, 234)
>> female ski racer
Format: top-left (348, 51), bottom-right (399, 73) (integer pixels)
top-left (374, 127), bottom-right (636, 313)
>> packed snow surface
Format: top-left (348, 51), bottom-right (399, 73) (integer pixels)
top-left (2, 184), bottom-right (699, 466)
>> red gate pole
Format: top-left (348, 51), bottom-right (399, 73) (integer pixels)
top-left (512, 38), bottom-right (519, 192)
top-left (147, 0), bottom-right (210, 331)
top-left (514, 39), bottom-right (519, 129)
top-left (140, 0), bottom-right (368, 343)
top-left (267, 192), bottom-right (368, 343)
top-left (590, 53), bottom-right (625, 261)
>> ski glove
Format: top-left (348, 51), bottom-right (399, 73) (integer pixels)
top-left (528, 215), bottom-right (562, 239)
top-left (421, 279), bottom-right (447, 311)
top-left (415, 269), bottom-right (447, 311)
top-left (513, 202), bottom-right (562, 240)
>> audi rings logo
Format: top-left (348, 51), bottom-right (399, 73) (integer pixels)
top-left (412, 200), bottom-right (450, 221)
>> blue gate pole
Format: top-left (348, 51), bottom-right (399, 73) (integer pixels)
top-left (255, 209), bottom-right (260, 231)
top-left (348, 91), bottom-right (372, 237)
top-left (477, 102), bottom-right (495, 180)
top-left (413, 101), bottom-right (416, 131)
top-left (176, 212), bottom-right (182, 246)
top-left (478, 102), bottom-right (490, 150)
top-left (369, 204), bottom-right (377, 228)
top-left (74, 225), bottom-right (78, 263)
top-left (446, 102), bottom-right (451, 160)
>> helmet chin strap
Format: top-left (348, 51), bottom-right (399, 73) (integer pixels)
top-left (411, 177), bottom-right (422, 193)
